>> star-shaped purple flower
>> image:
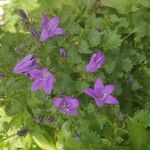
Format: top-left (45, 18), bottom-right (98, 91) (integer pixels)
top-left (13, 54), bottom-right (39, 74)
top-left (54, 96), bottom-right (80, 116)
top-left (86, 51), bottom-right (105, 73)
top-left (40, 14), bottom-right (65, 41)
top-left (29, 68), bottom-right (56, 95)
top-left (84, 78), bottom-right (119, 107)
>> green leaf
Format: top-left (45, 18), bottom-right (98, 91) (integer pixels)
top-left (88, 30), bottom-right (101, 47)
top-left (102, 29), bottom-right (121, 50)
top-left (134, 110), bottom-right (150, 128)
top-left (122, 58), bottom-right (133, 72)
top-left (79, 40), bottom-right (91, 54)
top-left (32, 133), bottom-right (56, 150)
top-left (127, 118), bottom-right (150, 150)
top-left (101, 0), bottom-right (138, 14)
top-left (104, 60), bottom-right (116, 74)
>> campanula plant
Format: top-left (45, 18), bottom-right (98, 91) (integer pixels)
top-left (0, 0), bottom-right (149, 150)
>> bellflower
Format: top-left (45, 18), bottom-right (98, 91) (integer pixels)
top-left (29, 68), bottom-right (56, 95)
top-left (86, 51), bottom-right (105, 73)
top-left (40, 14), bottom-right (65, 41)
top-left (54, 96), bottom-right (80, 116)
top-left (84, 78), bottom-right (119, 107)
top-left (13, 54), bottom-right (39, 74)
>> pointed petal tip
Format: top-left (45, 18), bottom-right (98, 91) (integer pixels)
top-left (94, 78), bottom-right (104, 90)
top-left (105, 95), bottom-right (119, 105)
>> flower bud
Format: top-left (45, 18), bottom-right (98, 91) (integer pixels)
top-left (17, 128), bottom-right (29, 136)
top-left (46, 117), bottom-right (55, 124)
top-left (36, 115), bottom-right (44, 124)
top-left (60, 48), bottom-right (67, 57)
top-left (18, 9), bottom-right (29, 23)
top-left (30, 28), bottom-right (39, 38)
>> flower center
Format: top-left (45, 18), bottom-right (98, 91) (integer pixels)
top-left (99, 93), bottom-right (107, 101)
top-left (61, 101), bottom-right (71, 112)
top-left (46, 24), bottom-right (52, 31)
top-left (42, 72), bottom-right (49, 80)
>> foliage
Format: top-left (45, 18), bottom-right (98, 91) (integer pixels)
top-left (0, 0), bottom-right (150, 149)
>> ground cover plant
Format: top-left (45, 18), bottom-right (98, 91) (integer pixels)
top-left (0, 0), bottom-right (150, 149)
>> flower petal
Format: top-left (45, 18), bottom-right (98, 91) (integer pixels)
top-left (13, 54), bottom-right (33, 72)
top-left (13, 59), bottom-right (34, 73)
top-left (22, 54), bottom-right (33, 62)
top-left (86, 51), bottom-right (105, 73)
top-left (95, 98), bottom-right (105, 107)
top-left (48, 72), bottom-right (56, 83)
top-left (104, 85), bottom-right (115, 95)
top-left (43, 77), bottom-right (54, 95)
top-left (54, 98), bottom-right (63, 107)
top-left (105, 95), bottom-right (119, 105)
top-left (41, 14), bottom-right (49, 29)
top-left (84, 88), bottom-right (96, 98)
top-left (65, 109), bottom-right (78, 116)
top-left (48, 17), bottom-right (60, 30)
top-left (66, 97), bottom-right (80, 108)
top-left (94, 78), bottom-right (104, 90)
top-left (54, 27), bottom-right (65, 35)
top-left (29, 69), bottom-right (42, 78)
top-left (40, 29), bottom-right (50, 41)
top-left (31, 79), bottom-right (42, 91)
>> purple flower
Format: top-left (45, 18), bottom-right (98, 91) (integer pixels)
top-left (40, 14), bottom-right (65, 41)
top-left (59, 48), bottom-right (67, 57)
top-left (84, 78), bottom-right (119, 107)
top-left (29, 68), bottom-right (56, 95)
top-left (13, 54), bottom-right (39, 74)
top-left (54, 96), bottom-right (80, 116)
top-left (86, 51), bottom-right (105, 73)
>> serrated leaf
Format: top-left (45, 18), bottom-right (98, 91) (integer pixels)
top-left (88, 30), bottom-right (101, 47)
top-left (123, 58), bottom-right (133, 72)
top-left (102, 29), bottom-right (121, 50)
top-left (79, 40), bottom-right (91, 54)
top-left (104, 60), bottom-right (116, 74)
top-left (134, 110), bottom-right (150, 127)
top-left (127, 118), bottom-right (150, 150)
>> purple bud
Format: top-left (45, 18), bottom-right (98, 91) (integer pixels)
top-left (60, 48), bottom-right (67, 57)
top-left (17, 128), bottom-right (29, 136)
top-left (36, 116), bottom-right (44, 124)
top-left (0, 72), bottom-right (6, 78)
top-left (46, 117), bottom-right (55, 124)
top-left (15, 47), bottom-right (20, 53)
top-left (18, 9), bottom-right (29, 23)
top-left (30, 28), bottom-right (39, 38)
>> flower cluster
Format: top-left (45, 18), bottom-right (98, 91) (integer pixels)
top-left (13, 13), bottom-right (119, 116)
